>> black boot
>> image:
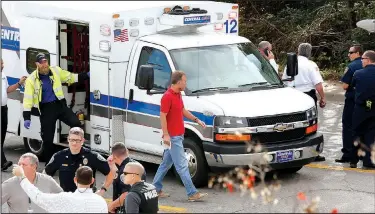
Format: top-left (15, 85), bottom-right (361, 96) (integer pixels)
top-left (314, 155), bottom-right (326, 162)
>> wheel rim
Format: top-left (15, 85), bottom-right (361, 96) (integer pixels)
top-left (184, 148), bottom-right (198, 178)
top-left (28, 139), bottom-right (43, 154)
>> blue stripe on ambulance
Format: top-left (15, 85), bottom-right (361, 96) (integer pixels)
top-left (7, 76), bottom-right (215, 125)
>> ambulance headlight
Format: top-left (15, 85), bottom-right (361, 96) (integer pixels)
top-left (214, 116), bottom-right (248, 128)
top-left (99, 40), bottom-right (111, 52)
top-left (306, 106), bottom-right (317, 120)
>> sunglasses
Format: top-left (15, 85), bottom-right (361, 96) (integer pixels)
top-left (348, 52), bottom-right (357, 54)
top-left (123, 172), bottom-right (139, 176)
top-left (361, 57), bottom-right (369, 60)
top-left (120, 172), bottom-right (139, 183)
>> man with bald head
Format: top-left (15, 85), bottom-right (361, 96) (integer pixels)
top-left (121, 162), bottom-right (158, 213)
top-left (349, 50), bottom-right (375, 169)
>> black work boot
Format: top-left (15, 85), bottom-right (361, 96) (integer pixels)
top-left (314, 155), bottom-right (326, 162)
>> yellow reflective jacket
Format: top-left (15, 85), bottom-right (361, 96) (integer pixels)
top-left (23, 66), bottom-right (78, 115)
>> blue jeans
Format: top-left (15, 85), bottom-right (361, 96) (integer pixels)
top-left (152, 135), bottom-right (198, 197)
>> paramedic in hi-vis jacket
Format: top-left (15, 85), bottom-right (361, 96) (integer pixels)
top-left (23, 53), bottom-right (90, 161)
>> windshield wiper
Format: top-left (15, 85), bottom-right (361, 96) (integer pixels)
top-left (191, 87), bottom-right (229, 94)
top-left (238, 82), bottom-right (271, 88)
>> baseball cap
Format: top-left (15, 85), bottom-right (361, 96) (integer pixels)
top-left (35, 53), bottom-right (47, 63)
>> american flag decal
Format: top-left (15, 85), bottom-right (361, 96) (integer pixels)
top-left (114, 29), bottom-right (128, 42)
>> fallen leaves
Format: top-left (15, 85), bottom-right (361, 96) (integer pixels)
top-left (297, 192), bottom-right (307, 201)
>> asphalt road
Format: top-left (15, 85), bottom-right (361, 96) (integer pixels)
top-left (2, 82), bottom-right (375, 213)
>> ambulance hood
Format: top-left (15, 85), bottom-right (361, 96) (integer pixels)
top-left (199, 87), bottom-right (315, 118)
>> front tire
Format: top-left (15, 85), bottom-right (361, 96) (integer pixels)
top-left (173, 137), bottom-right (209, 188)
top-left (23, 137), bottom-right (56, 162)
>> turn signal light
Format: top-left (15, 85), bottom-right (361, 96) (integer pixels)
top-left (164, 8), bottom-right (171, 13)
top-left (306, 124), bottom-right (318, 135)
top-left (112, 14), bottom-right (120, 19)
top-left (183, 6), bottom-right (190, 11)
top-left (215, 134), bottom-right (251, 142)
top-left (232, 5), bottom-right (239, 10)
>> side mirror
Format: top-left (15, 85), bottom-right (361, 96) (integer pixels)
top-left (286, 52), bottom-right (298, 77)
top-left (136, 65), bottom-right (154, 91)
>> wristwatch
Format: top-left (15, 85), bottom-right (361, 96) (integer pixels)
top-left (101, 186), bottom-right (107, 192)
top-left (17, 82), bottom-right (21, 87)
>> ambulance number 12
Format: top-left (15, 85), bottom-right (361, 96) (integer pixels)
top-left (224, 19), bottom-right (238, 34)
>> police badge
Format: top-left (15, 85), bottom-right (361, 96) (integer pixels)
top-left (83, 158), bottom-right (88, 165)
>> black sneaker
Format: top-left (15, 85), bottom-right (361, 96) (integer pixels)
top-left (314, 155), bottom-right (326, 162)
top-left (1, 161), bottom-right (13, 171)
top-left (362, 164), bottom-right (375, 170)
top-left (335, 158), bottom-right (350, 163)
top-left (349, 163), bottom-right (357, 168)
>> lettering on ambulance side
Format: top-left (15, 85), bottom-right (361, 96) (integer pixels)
top-left (183, 15), bottom-right (211, 25)
top-left (1, 26), bottom-right (20, 51)
top-left (144, 189), bottom-right (158, 200)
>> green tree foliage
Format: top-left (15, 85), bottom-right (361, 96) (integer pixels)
top-left (219, 0), bottom-right (375, 76)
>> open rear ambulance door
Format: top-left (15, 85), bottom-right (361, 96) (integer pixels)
top-left (19, 16), bottom-right (60, 156)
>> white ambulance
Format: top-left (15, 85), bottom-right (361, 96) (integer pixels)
top-left (1, 1), bottom-right (323, 187)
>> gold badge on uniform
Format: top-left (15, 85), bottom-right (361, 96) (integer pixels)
top-left (83, 158), bottom-right (88, 165)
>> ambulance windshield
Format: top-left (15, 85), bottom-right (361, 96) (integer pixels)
top-left (170, 43), bottom-right (283, 95)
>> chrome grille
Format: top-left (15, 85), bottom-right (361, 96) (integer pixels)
top-left (252, 128), bottom-right (306, 144)
top-left (247, 112), bottom-right (307, 127)
top-left (247, 112), bottom-right (308, 144)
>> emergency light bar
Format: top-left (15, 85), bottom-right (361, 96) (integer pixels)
top-left (159, 6), bottom-right (220, 27)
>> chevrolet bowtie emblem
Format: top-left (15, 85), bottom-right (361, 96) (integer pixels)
top-left (273, 123), bottom-right (288, 132)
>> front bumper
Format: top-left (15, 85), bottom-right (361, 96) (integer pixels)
top-left (204, 132), bottom-right (324, 168)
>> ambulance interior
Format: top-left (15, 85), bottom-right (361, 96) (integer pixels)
top-left (58, 20), bottom-right (90, 144)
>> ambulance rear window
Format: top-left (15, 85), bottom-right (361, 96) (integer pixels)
top-left (26, 48), bottom-right (50, 74)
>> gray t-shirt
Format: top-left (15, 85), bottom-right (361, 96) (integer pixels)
top-left (1, 172), bottom-right (63, 213)
top-left (125, 192), bottom-right (142, 213)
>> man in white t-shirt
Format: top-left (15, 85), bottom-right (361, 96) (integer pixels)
top-left (1, 58), bottom-right (26, 171)
top-left (282, 43), bottom-right (326, 162)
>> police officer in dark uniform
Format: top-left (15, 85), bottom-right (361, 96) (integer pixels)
top-left (121, 162), bottom-right (158, 214)
top-left (349, 50), bottom-right (375, 169)
top-left (336, 45), bottom-right (363, 163)
top-left (106, 142), bottom-right (147, 213)
top-left (44, 127), bottom-right (115, 192)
